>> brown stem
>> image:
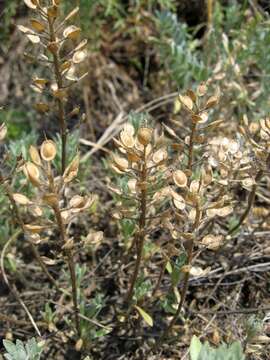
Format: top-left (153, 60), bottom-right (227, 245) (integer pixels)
top-left (152, 260), bottom-right (167, 298)
top-left (53, 203), bottom-right (80, 336)
top-left (125, 147), bottom-right (147, 306)
top-left (228, 169), bottom-right (263, 235)
top-left (160, 203), bottom-right (201, 341)
top-left (48, 18), bottom-right (67, 174)
top-left (187, 122), bottom-right (197, 171)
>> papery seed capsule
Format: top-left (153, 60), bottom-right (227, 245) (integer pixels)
top-left (34, 102), bottom-right (49, 113)
top-left (23, 162), bottom-right (40, 187)
top-left (47, 5), bottom-right (58, 19)
top-left (24, 0), bottom-right (38, 9)
top-left (120, 130), bottom-right (135, 148)
top-left (40, 140), bottom-right (57, 161)
top-left (29, 145), bottom-right (41, 165)
top-left (13, 193), bottom-right (32, 205)
top-left (179, 95), bottom-right (193, 111)
top-left (63, 25), bottom-right (81, 40)
top-left (112, 154), bottom-right (129, 171)
top-left (73, 50), bottom-right (87, 64)
top-left (42, 193), bottom-right (58, 207)
top-left (63, 154), bottom-right (80, 183)
top-left (173, 170), bottom-right (187, 188)
top-left (70, 195), bottom-right (85, 208)
top-left (30, 19), bottom-right (45, 32)
top-left (137, 127), bottom-right (152, 146)
top-left (24, 224), bottom-right (44, 233)
top-left (197, 82), bottom-right (207, 96)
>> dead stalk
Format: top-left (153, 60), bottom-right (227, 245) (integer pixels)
top-left (160, 204), bottom-right (201, 341)
top-left (53, 202), bottom-right (80, 336)
top-left (125, 146), bottom-right (147, 306)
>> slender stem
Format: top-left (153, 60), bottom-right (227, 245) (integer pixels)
top-left (228, 169), bottom-right (263, 235)
top-left (47, 18), bottom-right (67, 174)
top-left (53, 203), bottom-right (80, 336)
top-left (125, 147), bottom-right (147, 306)
top-left (152, 260), bottom-right (167, 298)
top-left (160, 204), bottom-right (201, 341)
top-left (187, 122), bottom-right (197, 171)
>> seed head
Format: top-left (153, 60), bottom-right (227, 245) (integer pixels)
top-left (137, 127), bottom-right (152, 146)
top-left (40, 140), bottom-right (57, 162)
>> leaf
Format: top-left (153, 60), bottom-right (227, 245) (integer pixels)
top-left (189, 335), bottom-right (202, 360)
top-left (134, 305), bottom-right (153, 327)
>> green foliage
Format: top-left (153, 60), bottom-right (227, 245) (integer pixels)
top-left (189, 336), bottom-right (245, 360)
top-left (154, 11), bottom-right (208, 87)
top-left (3, 338), bottom-right (44, 360)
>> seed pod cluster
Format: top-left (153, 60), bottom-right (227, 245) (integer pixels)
top-left (19, 1), bottom-right (88, 114)
top-left (14, 140), bottom-right (95, 245)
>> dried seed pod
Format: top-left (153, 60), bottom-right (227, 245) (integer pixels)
top-left (27, 34), bottom-right (40, 44)
top-left (63, 25), bottom-right (81, 40)
top-left (120, 130), bottom-right (135, 148)
top-left (197, 82), bottom-right (207, 96)
top-left (201, 234), bottom-right (223, 250)
top-left (23, 162), bottom-right (40, 187)
top-left (24, 0), bottom-right (38, 9)
top-left (205, 95), bottom-right (219, 109)
top-left (29, 145), bottom-right (41, 165)
top-left (13, 193), bottom-right (32, 205)
top-left (30, 19), bottom-right (45, 32)
top-left (34, 102), bottom-right (49, 113)
top-left (24, 224), bottom-right (45, 233)
top-left (112, 154), bottom-right (129, 171)
top-left (173, 170), bottom-right (187, 188)
top-left (73, 50), bottom-right (87, 64)
top-left (137, 128), bottom-right (153, 146)
top-left (179, 95), bottom-right (193, 111)
top-left (47, 5), bottom-right (58, 19)
top-left (186, 89), bottom-right (197, 102)
top-left (127, 179), bottom-right (137, 193)
top-left (152, 148), bottom-right (167, 164)
top-left (42, 193), bottom-right (58, 207)
top-left (74, 39), bottom-right (88, 52)
top-left (69, 195), bottom-right (85, 209)
top-left (63, 154), bottom-right (80, 183)
top-left (40, 140), bottom-right (57, 161)
top-left (29, 205), bottom-right (43, 217)
top-left (171, 190), bottom-right (186, 210)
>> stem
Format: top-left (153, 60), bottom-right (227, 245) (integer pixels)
top-left (152, 260), bottom-right (167, 298)
top-left (53, 203), bottom-right (80, 336)
top-left (48, 18), bottom-right (67, 174)
top-left (188, 122), bottom-right (197, 171)
top-left (228, 169), bottom-right (263, 235)
top-left (125, 147), bottom-right (147, 306)
top-left (160, 204), bottom-right (201, 341)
